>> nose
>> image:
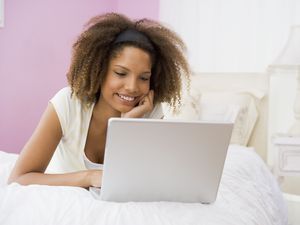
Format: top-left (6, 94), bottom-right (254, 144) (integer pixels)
top-left (124, 77), bottom-right (138, 94)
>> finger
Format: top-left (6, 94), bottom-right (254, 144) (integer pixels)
top-left (142, 94), bottom-right (151, 107)
top-left (138, 96), bottom-right (146, 106)
top-left (149, 90), bottom-right (154, 104)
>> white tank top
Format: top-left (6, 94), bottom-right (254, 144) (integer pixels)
top-left (83, 152), bottom-right (103, 170)
top-left (46, 87), bottom-right (164, 173)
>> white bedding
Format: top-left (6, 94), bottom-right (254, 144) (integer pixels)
top-left (0, 146), bottom-right (287, 225)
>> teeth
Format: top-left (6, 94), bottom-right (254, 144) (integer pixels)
top-left (118, 94), bottom-right (135, 102)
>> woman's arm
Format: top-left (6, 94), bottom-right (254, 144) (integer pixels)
top-left (7, 103), bottom-right (101, 188)
top-left (11, 170), bottom-right (102, 188)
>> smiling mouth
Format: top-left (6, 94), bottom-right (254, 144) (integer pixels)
top-left (117, 93), bottom-right (137, 102)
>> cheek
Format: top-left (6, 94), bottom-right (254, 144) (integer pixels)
top-left (141, 83), bottom-right (150, 94)
top-left (102, 77), bottom-right (121, 93)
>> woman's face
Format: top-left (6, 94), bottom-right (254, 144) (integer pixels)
top-left (100, 46), bottom-right (152, 114)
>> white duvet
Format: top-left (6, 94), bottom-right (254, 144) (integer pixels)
top-left (0, 146), bottom-right (287, 225)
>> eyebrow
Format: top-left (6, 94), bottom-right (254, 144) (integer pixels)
top-left (114, 65), bottom-right (151, 74)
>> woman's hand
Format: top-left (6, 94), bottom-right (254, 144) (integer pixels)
top-left (122, 90), bottom-right (154, 118)
top-left (87, 169), bottom-right (103, 188)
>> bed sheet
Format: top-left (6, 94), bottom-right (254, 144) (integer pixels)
top-left (0, 146), bottom-right (287, 225)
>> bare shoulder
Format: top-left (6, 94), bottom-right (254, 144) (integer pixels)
top-left (30, 102), bottom-right (63, 144)
top-left (8, 103), bottom-right (63, 182)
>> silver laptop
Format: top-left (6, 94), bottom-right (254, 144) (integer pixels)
top-left (100, 118), bottom-right (233, 203)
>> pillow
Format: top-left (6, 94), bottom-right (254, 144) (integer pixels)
top-left (162, 86), bottom-right (201, 120)
top-left (199, 90), bottom-right (264, 146)
top-left (162, 85), bottom-right (264, 146)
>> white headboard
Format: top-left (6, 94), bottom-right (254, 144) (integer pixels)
top-left (190, 72), bottom-right (269, 161)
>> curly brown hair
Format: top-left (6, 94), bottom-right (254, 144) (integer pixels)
top-left (67, 13), bottom-right (190, 109)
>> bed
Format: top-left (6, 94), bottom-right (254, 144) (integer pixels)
top-left (0, 72), bottom-right (288, 225)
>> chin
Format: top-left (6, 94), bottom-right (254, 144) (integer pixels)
top-left (114, 105), bottom-right (135, 114)
top-left (111, 95), bottom-right (138, 113)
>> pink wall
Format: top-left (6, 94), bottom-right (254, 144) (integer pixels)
top-left (0, 0), bottom-right (159, 153)
top-left (116, 0), bottom-right (159, 19)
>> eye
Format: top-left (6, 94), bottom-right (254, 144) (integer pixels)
top-left (115, 71), bottom-right (126, 77)
top-left (140, 74), bottom-right (151, 81)
top-left (140, 76), bottom-right (150, 81)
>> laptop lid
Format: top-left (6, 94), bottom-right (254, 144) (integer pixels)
top-left (100, 118), bottom-right (233, 203)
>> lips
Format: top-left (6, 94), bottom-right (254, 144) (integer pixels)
top-left (116, 93), bottom-right (139, 105)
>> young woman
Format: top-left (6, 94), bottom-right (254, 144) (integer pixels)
top-left (8, 13), bottom-right (190, 188)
